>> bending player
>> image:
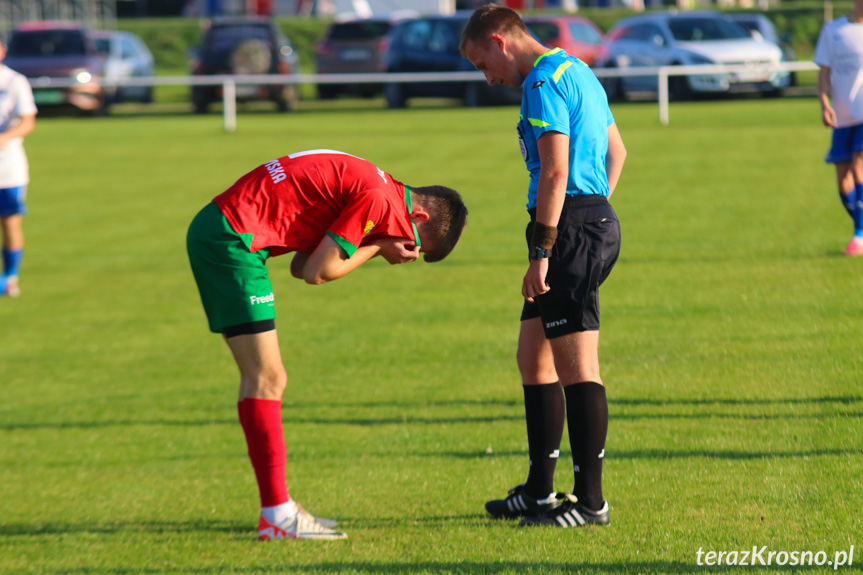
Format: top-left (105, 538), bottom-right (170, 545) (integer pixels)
top-left (187, 149), bottom-right (467, 540)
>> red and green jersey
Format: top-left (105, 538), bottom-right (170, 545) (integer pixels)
top-left (213, 149), bottom-right (420, 257)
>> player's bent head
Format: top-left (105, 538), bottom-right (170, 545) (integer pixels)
top-left (411, 185), bottom-right (467, 263)
top-left (460, 4), bottom-right (529, 57)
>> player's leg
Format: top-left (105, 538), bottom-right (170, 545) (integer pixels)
top-left (485, 317), bottom-right (564, 519)
top-left (226, 328), bottom-right (289, 516)
top-left (826, 127), bottom-right (863, 255)
top-left (0, 186), bottom-right (26, 296)
top-left (516, 318), bottom-right (564, 498)
top-left (225, 328), bottom-right (345, 540)
top-left (847, 144), bottom-right (863, 255)
top-left (521, 197), bottom-right (618, 528)
top-left (553, 330), bottom-right (609, 513)
top-left (187, 202), bottom-right (344, 540)
top-left (835, 163), bottom-right (855, 218)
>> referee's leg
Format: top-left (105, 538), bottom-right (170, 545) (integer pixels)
top-left (550, 330), bottom-right (608, 513)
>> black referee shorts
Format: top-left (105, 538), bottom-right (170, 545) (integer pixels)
top-left (521, 195), bottom-right (620, 339)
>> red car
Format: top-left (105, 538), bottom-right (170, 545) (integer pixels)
top-left (4, 21), bottom-right (107, 115)
top-left (523, 15), bottom-right (606, 67)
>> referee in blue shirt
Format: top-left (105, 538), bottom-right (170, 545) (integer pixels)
top-left (462, 5), bottom-right (627, 528)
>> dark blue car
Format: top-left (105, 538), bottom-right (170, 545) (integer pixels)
top-left (382, 14), bottom-right (522, 108)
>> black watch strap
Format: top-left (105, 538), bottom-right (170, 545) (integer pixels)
top-left (528, 245), bottom-right (550, 260)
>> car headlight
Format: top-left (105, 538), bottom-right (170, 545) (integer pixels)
top-left (72, 68), bottom-right (92, 83)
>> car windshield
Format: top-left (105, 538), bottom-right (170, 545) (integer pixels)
top-left (207, 25), bottom-right (273, 52)
top-left (329, 21), bottom-right (392, 40)
top-left (94, 38), bottom-right (111, 55)
top-left (668, 18), bottom-right (749, 42)
top-left (526, 22), bottom-right (559, 43)
top-left (569, 22), bottom-right (602, 45)
top-left (8, 30), bottom-right (87, 57)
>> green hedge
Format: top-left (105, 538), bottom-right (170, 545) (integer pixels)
top-left (114, 4), bottom-right (848, 103)
top-left (117, 5), bottom-right (847, 76)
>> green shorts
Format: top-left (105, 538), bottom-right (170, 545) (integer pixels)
top-left (187, 202), bottom-right (275, 333)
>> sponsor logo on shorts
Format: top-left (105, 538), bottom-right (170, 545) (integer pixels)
top-left (532, 80), bottom-right (546, 89)
top-left (377, 167), bottom-right (387, 184)
top-left (250, 292), bottom-right (275, 305)
top-left (363, 220), bottom-right (375, 237)
top-left (545, 318), bottom-right (568, 329)
top-left (264, 159), bottom-right (287, 184)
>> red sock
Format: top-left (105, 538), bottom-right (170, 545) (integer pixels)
top-left (237, 398), bottom-right (289, 507)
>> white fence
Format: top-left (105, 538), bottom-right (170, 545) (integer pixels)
top-left (30, 61), bottom-right (819, 131)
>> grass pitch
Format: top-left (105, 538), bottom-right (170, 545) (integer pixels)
top-left (0, 97), bottom-right (861, 574)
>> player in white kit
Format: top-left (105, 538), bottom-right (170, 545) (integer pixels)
top-left (815, 1), bottom-right (863, 256)
top-left (0, 35), bottom-right (37, 295)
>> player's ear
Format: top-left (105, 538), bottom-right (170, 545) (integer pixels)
top-left (410, 206), bottom-right (430, 222)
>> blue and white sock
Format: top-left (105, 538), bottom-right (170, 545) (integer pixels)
top-left (854, 183), bottom-right (863, 239)
top-left (2, 248), bottom-right (23, 278)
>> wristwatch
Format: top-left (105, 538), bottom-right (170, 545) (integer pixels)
top-left (528, 245), bottom-right (550, 260)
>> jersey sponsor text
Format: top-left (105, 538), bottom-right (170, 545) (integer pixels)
top-left (264, 160), bottom-right (287, 184)
top-left (250, 292), bottom-right (275, 305)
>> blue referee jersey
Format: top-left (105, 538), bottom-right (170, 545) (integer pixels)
top-left (518, 48), bottom-right (615, 210)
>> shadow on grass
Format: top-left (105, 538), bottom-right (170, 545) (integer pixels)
top-left (44, 561), bottom-right (697, 575)
top-left (0, 514), bottom-right (499, 538)
top-left (0, 519), bottom-right (248, 537)
top-left (436, 447), bottom-right (863, 461)
top-left (6, 409), bottom-right (863, 432)
top-left (3, 394), bottom-right (863, 431)
top-left (611, 395), bottom-right (863, 407)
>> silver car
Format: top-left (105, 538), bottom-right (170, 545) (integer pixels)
top-left (92, 31), bottom-right (155, 104)
top-left (598, 11), bottom-right (789, 100)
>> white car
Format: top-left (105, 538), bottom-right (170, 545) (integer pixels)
top-left (92, 30), bottom-right (155, 103)
top-left (598, 11), bottom-right (790, 100)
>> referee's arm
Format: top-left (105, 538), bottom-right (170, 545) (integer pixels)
top-left (606, 123), bottom-right (627, 197)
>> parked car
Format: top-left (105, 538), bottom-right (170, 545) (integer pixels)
top-left (597, 11), bottom-right (789, 101)
top-left (523, 14), bottom-right (606, 67)
top-left (382, 14), bottom-right (522, 108)
top-left (92, 30), bottom-right (155, 104)
top-left (315, 12), bottom-right (416, 99)
top-left (4, 21), bottom-right (107, 115)
top-left (729, 13), bottom-right (796, 87)
top-left (189, 16), bottom-right (299, 114)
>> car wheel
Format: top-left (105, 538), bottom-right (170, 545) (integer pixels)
top-left (762, 87), bottom-right (785, 99)
top-left (464, 82), bottom-right (485, 107)
top-left (275, 84), bottom-right (297, 112)
top-left (669, 72), bottom-right (692, 102)
top-left (602, 63), bottom-right (625, 102)
top-left (317, 84), bottom-right (338, 100)
top-left (86, 95), bottom-right (110, 117)
top-left (384, 83), bottom-right (406, 109)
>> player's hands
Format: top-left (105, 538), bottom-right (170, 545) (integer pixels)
top-left (522, 259), bottom-right (550, 302)
top-left (822, 105), bottom-right (838, 128)
top-left (375, 238), bottom-right (420, 264)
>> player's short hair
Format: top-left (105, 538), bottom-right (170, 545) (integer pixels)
top-left (460, 4), bottom-right (529, 56)
top-left (410, 185), bottom-right (467, 263)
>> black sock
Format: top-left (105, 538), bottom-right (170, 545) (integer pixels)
top-left (522, 383), bottom-right (564, 499)
top-left (564, 381), bottom-right (608, 511)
